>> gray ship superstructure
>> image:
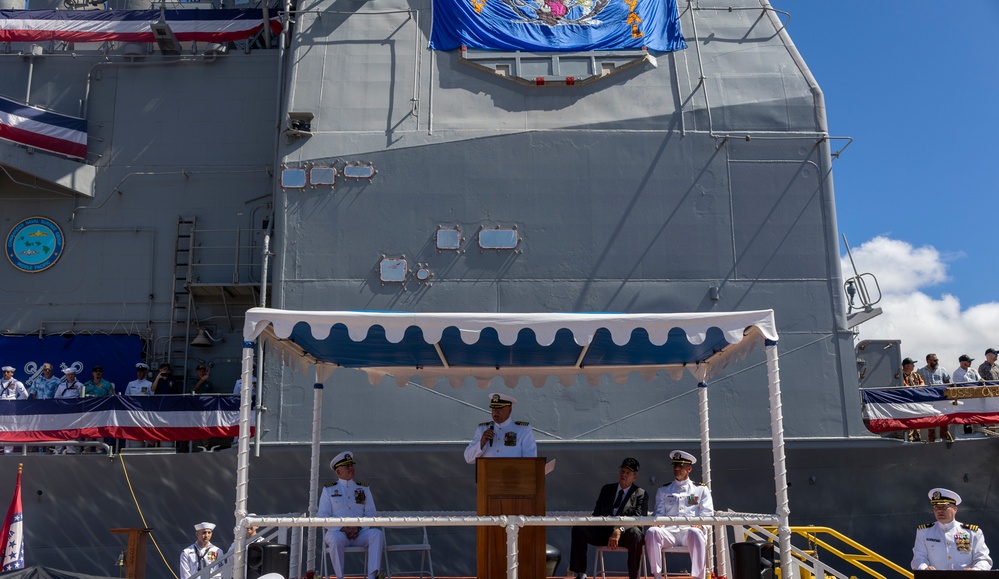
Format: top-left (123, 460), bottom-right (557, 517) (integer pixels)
top-left (1, 1), bottom-right (996, 577)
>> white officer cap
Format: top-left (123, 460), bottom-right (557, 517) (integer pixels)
top-left (331, 451), bottom-right (356, 471)
top-left (62, 368), bottom-right (76, 375)
top-left (669, 450), bottom-right (697, 465)
top-left (928, 488), bottom-right (961, 505)
top-left (488, 392), bottom-right (517, 408)
top-left (1, 366), bottom-right (13, 372)
top-left (136, 362), bottom-right (149, 369)
top-left (194, 522), bottom-right (216, 531)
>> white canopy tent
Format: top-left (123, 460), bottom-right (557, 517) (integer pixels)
top-left (233, 308), bottom-right (792, 579)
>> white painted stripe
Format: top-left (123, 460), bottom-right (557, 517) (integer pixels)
top-left (0, 109), bottom-right (86, 145)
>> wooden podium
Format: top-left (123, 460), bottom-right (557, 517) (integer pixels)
top-left (109, 528), bottom-right (154, 579)
top-left (476, 458), bottom-right (545, 579)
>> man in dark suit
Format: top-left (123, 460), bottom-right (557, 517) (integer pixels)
top-left (568, 457), bottom-right (649, 579)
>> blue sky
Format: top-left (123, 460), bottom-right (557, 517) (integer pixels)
top-left (767, 1), bottom-right (999, 369)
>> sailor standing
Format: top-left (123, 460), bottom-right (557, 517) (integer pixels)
top-left (463, 393), bottom-right (537, 463)
top-left (1, 366), bottom-right (29, 401)
top-left (180, 522), bottom-right (224, 579)
top-left (1, 365), bottom-right (29, 454)
top-left (912, 488), bottom-right (992, 570)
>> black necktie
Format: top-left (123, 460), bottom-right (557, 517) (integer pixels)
top-left (611, 489), bottom-right (624, 513)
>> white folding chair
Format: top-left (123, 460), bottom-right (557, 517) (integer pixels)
top-left (593, 545), bottom-right (647, 579)
top-left (383, 526), bottom-right (434, 579)
top-left (660, 544), bottom-right (693, 577)
top-left (321, 536), bottom-right (374, 579)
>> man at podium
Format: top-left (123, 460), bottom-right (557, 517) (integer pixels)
top-left (464, 393), bottom-right (537, 463)
top-left (912, 488), bottom-right (992, 570)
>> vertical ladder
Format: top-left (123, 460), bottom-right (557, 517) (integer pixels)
top-left (167, 217), bottom-right (197, 379)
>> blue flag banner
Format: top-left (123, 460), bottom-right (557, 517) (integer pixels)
top-left (429, 0), bottom-right (686, 52)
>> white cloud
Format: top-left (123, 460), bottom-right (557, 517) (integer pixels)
top-left (843, 236), bottom-right (999, 374)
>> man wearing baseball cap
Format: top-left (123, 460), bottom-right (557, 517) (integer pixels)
top-left (912, 488), bottom-right (992, 570)
top-left (463, 392), bottom-right (537, 463)
top-left (317, 451), bottom-right (384, 579)
top-left (645, 450), bottom-right (714, 579)
top-left (568, 458), bottom-right (649, 579)
top-left (179, 522), bottom-right (224, 579)
top-left (980, 349), bottom-right (999, 381)
top-left (954, 355), bottom-right (981, 384)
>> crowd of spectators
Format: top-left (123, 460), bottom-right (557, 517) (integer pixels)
top-left (899, 348), bottom-right (999, 443)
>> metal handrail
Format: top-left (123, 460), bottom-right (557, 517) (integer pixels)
top-left (753, 525), bottom-right (913, 579)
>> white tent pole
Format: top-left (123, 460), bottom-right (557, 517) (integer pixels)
top-left (698, 382), bottom-right (726, 579)
top-left (307, 377), bottom-right (324, 571)
top-left (765, 341), bottom-right (791, 579)
top-left (233, 341), bottom-right (256, 579)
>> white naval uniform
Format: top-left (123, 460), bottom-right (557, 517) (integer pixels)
top-left (0, 379), bottom-right (28, 400)
top-left (1, 378), bottom-right (28, 453)
top-left (318, 478), bottom-right (384, 579)
top-left (912, 519), bottom-right (992, 570)
top-left (179, 542), bottom-right (224, 579)
top-left (54, 380), bottom-right (83, 398)
top-left (125, 378), bottom-right (154, 396)
top-left (463, 418), bottom-right (537, 463)
top-left (645, 478), bottom-right (715, 579)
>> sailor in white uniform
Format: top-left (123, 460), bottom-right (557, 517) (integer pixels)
top-left (645, 450), bottom-right (715, 579)
top-left (125, 363), bottom-right (154, 396)
top-left (1, 366), bottom-right (29, 454)
top-left (318, 451), bottom-right (384, 579)
top-left (912, 487), bottom-right (992, 570)
top-left (463, 392), bottom-right (537, 463)
top-left (179, 522), bottom-right (224, 579)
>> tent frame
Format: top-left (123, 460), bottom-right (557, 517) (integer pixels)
top-left (231, 309), bottom-right (792, 579)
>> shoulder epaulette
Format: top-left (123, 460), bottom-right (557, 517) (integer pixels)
top-left (660, 482), bottom-right (670, 488)
top-left (515, 421), bottom-right (529, 426)
top-left (918, 522), bottom-right (934, 530)
top-left (356, 481), bottom-right (369, 487)
top-left (479, 422), bottom-right (490, 426)
top-left (695, 481), bottom-right (707, 487)
top-left (962, 523), bottom-right (980, 531)
top-left (324, 481), bottom-right (337, 487)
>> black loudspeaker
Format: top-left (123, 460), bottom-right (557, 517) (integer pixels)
top-left (731, 541), bottom-right (775, 579)
top-left (246, 543), bottom-right (290, 579)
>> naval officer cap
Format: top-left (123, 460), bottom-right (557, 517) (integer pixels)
top-left (136, 362), bottom-right (149, 369)
top-left (928, 488), bottom-right (961, 505)
top-left (669, 450), bottom-right (697, 465)
top-left (194, 522), bottom-right (216, 531)
top-left (1, 366), bottom-right (13, 372)
top-left (331, 451), bottom-right (356, 471)
top-left (489, 392), bottom-right (517, 408)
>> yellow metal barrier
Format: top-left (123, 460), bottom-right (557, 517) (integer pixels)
top-left (754, 525), bottom-right (913, 579)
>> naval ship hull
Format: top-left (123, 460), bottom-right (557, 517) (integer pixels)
top-left (16, 438), bottom-right (999, 579)
top-left (0, 0), bottom-right (984, 576)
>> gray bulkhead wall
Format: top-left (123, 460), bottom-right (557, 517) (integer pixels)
top-left (267, 0), bottom-right (864, 443)
top-left (0, 51), bottom-right (279, 372)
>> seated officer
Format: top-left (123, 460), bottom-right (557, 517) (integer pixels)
top-left (317, 451), bottom-right (384, 579)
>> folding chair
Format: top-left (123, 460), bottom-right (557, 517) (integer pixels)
top-left (384, 526), bottom-right (434, 579)
top-left (593, 545), bottom-right (647, 579)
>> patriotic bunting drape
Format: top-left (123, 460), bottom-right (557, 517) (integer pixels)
top-left (0, 395), bottom-right (251, 442)
top-left (862, 383), bottom-right (999, 433)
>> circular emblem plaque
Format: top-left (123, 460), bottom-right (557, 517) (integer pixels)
top-left (6, 216), bottom-right (65, 273)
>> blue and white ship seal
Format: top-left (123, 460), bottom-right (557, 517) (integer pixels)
top-left (5, 216), bottom-right (64, 273)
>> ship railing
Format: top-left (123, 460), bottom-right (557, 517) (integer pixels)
top-left (740, 525), bottom-right (913, 579)
top-left (7, 440), bottom-right (113, 456)
top-left (228, 511), bottom-right (780, 579)
top-left (187, 227), bottom-right (270, 287)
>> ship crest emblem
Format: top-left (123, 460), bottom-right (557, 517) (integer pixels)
top-left (496, 0), bottom-right (611, 28)
top-left (6, 216), bottom-right (64, 273)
